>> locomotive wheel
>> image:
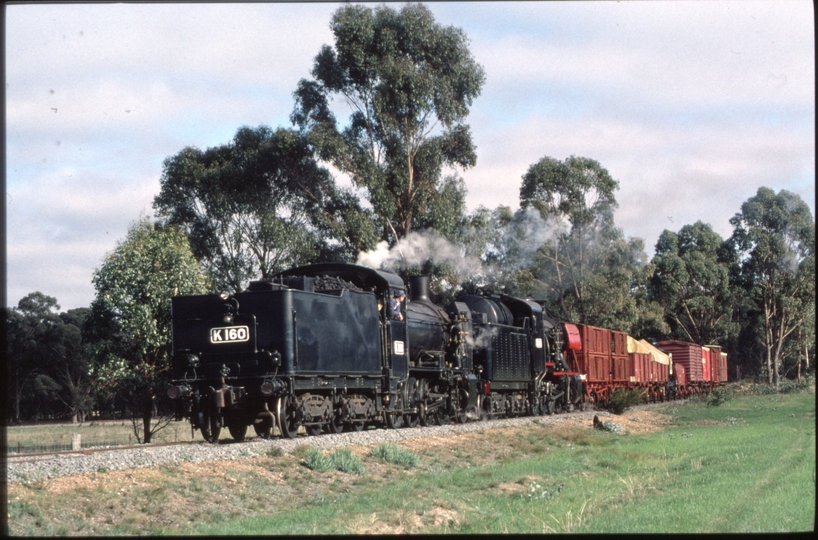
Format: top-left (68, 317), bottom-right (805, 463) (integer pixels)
top-left (479, 395), bottom-right (491, 421)
top-left (404, 411), bottom-right (420, 428)
top-left (326, 397), bottom-right (345, 434)
top-left (198, 403), bottom-right (222, 443)
top-left (345, 421), bottom-right (365, 432)
top-left (227, 421), bottom-right (247, 442)
top-left (403, 378), bottom-right (421, 428)
top-left (198, 410), bottom-right (213, 442)
top-left (253, 415), bottom-right (273, 439)
top-left (278, 396), bottom-right (300, 439)
top-left (386, 394), bottom-right (404, 429)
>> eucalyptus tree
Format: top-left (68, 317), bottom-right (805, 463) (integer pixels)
top-left (729, 187), bottom-right (815, 385)
top-left (520, 155), bottom-right (636, 326)
top-left (291, 3), bottom-right (485, 244)
top-left (5, 293), bottom-right (63, 422)
top-left (88, 219), bottom-right (211, 442)
top-left (649, 221), bottom-right (739, 346)
top-left (154, 126), bottom-right (377, 293)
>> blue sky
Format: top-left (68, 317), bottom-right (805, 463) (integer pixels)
top-left (5, 1), bottom-right (815, 310)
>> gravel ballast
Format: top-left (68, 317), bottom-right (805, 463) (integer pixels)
top-left (5, 411), bottom-right (607, 484)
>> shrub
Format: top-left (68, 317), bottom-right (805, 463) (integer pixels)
top-left (607, 389), bottom-right (644, 415)
top-left (370, 443), bottom-right (419, 468)
top-left (706, 386), bottom-right (733, 407)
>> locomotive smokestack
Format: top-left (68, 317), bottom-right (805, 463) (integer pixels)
top-left (409, 275), bottom-right (431, 303)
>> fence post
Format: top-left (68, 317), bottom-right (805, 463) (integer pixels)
top-left (72, 433), bottom-right (81, 451)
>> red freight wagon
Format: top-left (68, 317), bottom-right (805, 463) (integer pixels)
top-left (563, 324), bottom-right (612, 383)
top-left (656, 341), bottom-right (704, 382)
top-left (719, 352), bottom-right (728, 382)
top-left (701, 347), bottom-right (712, 382)
top-left (650, 360), bottom-right (669, 383)
top-left (674, 362), bottom-right (687, 386)
top-left (611, 330), bottom-right (629, 382)
top-left (705, 345), bottom-right (727, 383)
top-left (629, 352), bottom-right (651, 383)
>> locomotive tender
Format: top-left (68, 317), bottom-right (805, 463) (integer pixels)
top-left (167, 262), bottom-right (580, 442)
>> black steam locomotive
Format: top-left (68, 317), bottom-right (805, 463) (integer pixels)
top-left (167, 263), bottom-right (581, 442)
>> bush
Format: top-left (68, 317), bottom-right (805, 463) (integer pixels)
top-left (706, 386), bottom-right (733, 406)
top-left (371, 443), bottom-right (419, 468)
top-left (607, 389), bottom-right (644, 415)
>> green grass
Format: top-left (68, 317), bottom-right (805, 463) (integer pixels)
top-left (195, 391), bottom-right (815, 534)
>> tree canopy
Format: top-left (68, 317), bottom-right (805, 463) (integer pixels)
top-left (729, 187), bottom-right (815, 385)
top-left (291, 3), bottom-right (485, 243)
top-left (154, 126), bottom-right (378, 293)
top-left (649, 221), bottom-right (739, 346)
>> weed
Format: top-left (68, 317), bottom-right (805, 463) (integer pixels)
top-left (303, 448), bottom-right (333, 471)
top-left (267, 447), bottom-right (283, 457)
top-left (371, 443), bottom-right (419, 468)
top-left (608, 389), bottom-right (645, 415)
top-left (330, 448), bottom-right (367, 475)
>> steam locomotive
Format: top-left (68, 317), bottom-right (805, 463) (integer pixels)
top-left (167, 262), bottom-right (584, 442)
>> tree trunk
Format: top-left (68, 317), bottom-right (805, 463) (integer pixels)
top-left (143, 388), bottom-right (154, 444)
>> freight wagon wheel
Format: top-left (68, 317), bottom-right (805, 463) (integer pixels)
top-left (278, 396), bottom-right (300, 439)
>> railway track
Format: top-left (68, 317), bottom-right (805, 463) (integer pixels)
top-left (4, 400), bottom-right (685, 484)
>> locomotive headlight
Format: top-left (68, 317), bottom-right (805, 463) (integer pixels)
top-left (223, 314), bottom-right (234, 324)
top-left (167, 384), bottom-right (191, 400)
top-left (218, 291), bottom-right (230, 301)
top-left (186, 354), bottom-right (200, 368)
top-left (261, 381), bottom-right (274, 396)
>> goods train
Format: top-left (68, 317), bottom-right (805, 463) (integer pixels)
top-left (167, 262), bottom-right (725, 442)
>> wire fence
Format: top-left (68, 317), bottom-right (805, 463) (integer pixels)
top-left (5, 422), bottom-right (194, 455)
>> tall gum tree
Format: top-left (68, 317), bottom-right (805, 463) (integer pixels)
top-left (729, 187), bottom-right (815, 385)
top-left (291, 3), bottom-right (485, 244)
top-left (649, 221), bottom-right (739, 346)
top-left (520, 155), bottom-right (625, 324)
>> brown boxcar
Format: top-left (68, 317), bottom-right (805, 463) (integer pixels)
top-left (719, 352), bottom-right (728, 382)
top-left (702, 347), bottom-right (712, 382)
top-left (674, 362), bottom-right (687, 386)
top-left (656, 340), bottom-right (704, 382)
top-left (611, 330), bottom-right (629, 382)
top-left (628, 352), bottom-right (650, 383)
top-left (563, 323), bottom-right (612, 383)
top-left (704, 345), bottom-right (728, 383)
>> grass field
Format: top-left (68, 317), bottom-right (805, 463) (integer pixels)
top-left (6, 387), bottom-right (815, 535)
top-left (5, 419), bottom-right (199, 453)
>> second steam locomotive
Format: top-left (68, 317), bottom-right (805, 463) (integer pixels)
top-left (167, 262), bottom-right (584, 442)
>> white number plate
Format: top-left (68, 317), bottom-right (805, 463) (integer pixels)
top-left (210, 326), bottom-right (249, 343)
